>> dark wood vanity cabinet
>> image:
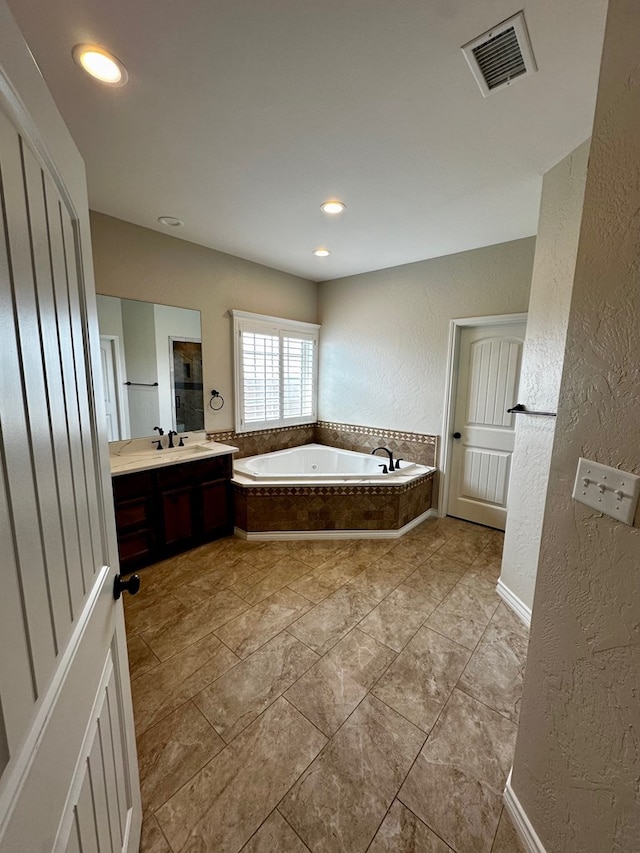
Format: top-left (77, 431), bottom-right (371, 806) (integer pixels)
top-left (112, 454), bottom-right (233, 571)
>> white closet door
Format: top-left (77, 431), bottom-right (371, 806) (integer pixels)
top-left (0, 5), bottom-right (141, 851)
top-left (448, 322), bottom-right (525, 530)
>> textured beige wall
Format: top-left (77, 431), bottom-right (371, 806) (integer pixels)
top-left (512, 1), bottom-right (640, 849)
top-left (318, 238), bottom-right (535, 438)
top-left (90, 211), bottom-right (317, 432)
top-left (500, 141), bottom-right (590, 612)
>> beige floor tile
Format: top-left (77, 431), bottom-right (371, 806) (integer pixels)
top-left (340, 539), bottom-right (396, 568)
top-left (368, 800), bottom-right (453, 852)
top-left (173, 559), bottom-right (261, 609)
top-left (215, 587), bottom-right (313, 659)
top-left (359, 586), bottom-right (439, 652)
top-left (491, 808), bottom-right (526, 853)
top-left (282, 539), bottom-right (351, 569)
top-left (127, 634), bottom-right (160, 681)
top-left (131, 633), bottom-right (240, 735)
top-left (437, 530), bottom-right (491, 566)
top-left (437, 581), bottom-right (500, 623)
top-left (399, 689), bottom-right (517, 853)
top-left (141, 589), bottom-right (250, 661)
top-left (458, 623), bottom-right (528, 722)
top-left (137, 701), bottom-right (225, 815)
top-left (156, 698), bottom-right (326, 853)
top-left (285, 628), bottom-right (396, 735)
top-left (423, 552), bottom-right (468, 577)
top-left (490, 602), bottom-right (529, 638)
top-left (280, 696), bottom-right (425, 853)
top-left (371, 626), bottom-right (471, 732)
top-left (241, 555), bottom-right (311, 605)
top-left (287, 585), bottom-right (378, 655)
top-left (140, 815), bottom-right (171, 853)
top-left (402, 565), bottom-right (460, 603)
top-left (194, 631), bottom-right (318, 742)
top-left (387, 537), bottom-right (438, 567)
top-left (124, 592), bottom-right (186, 637)
top-left (424, 608), bottom-right (487, 651)
top-left (347, 563), bottom-right (406, 602)
top-left (241, 811), bottom-right (310, 852)
top-left (288, 559), bottom-right (362, 603)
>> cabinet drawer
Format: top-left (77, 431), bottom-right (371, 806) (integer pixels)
top-left (113, 470), bottom-right (153, 502)
top-left (118, 528), bottom-right (154, 564)
top-left (115, 499), bottom-right (150, 530)
top-left (157, 454), bottom-right (232, 489)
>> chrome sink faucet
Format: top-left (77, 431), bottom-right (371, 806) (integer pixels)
top-left (372, 446), bottom-right (395, 471)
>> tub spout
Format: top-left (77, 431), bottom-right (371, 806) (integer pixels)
top-left (372, 446), bottom-right (394, 471)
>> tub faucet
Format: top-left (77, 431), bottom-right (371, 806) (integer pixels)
top-left (372, 446), bottom-right (394, 471)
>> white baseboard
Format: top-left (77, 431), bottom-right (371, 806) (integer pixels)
top-left (235, 508), bottom-right (437, 541)
top-left (496, 578), bottom-right (531, 628)
top-left (504, 769), bottom-right (548, 853)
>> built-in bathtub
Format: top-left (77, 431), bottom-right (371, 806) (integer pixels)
top-left (232, 444), bottom-right (436, 539)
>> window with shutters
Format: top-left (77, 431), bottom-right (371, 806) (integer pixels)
top-left (232, 310), bottom-right (320, 433)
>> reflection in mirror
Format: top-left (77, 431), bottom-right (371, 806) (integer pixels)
top-left (96, 295), bottom-right (204, 440)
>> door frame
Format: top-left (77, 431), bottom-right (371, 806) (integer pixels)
top-left (439, 313), bottom-right (528, 520)
top-left (0, 8), bottom-right (141, 848)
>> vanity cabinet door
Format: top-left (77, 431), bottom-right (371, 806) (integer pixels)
top-left (159, 485), bottom-right (196, 550)
top-left (112, 471), bottom-right (155, 571)
top-left (200, 479), bottom-right (233, 538)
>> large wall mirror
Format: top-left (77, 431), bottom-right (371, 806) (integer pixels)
top-left (96, 295), bottom-right (204, 441)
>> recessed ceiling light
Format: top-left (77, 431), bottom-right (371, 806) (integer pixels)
top-left (313, 248), bottom-right (330, 257)
top-left (72, 44), bottom-right (128, 86)
top-left (320, 200), bottom-right (346, 215)
top-left (158, 216), bottom-right (184, 228)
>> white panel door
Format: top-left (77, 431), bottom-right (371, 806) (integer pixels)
top-left (0, 6), bottom-right (141, 852)
top-left (100, 337), bottom-right (121, 441)
top-left (447, 323), bottom-right (525, 529)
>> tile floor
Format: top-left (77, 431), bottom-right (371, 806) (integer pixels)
top-left (124, 516), bottom-right (529, 853)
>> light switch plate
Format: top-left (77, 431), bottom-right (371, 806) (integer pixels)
top-left (572, 457), bottom-right (640, 525)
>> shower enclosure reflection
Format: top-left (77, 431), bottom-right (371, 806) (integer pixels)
top-left (96, 295), bottom-right (204, 440)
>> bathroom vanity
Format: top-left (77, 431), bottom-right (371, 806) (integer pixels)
top-left (110, 438), bottom-right (238, 571)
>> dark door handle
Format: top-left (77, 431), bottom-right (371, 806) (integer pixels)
top-left (113, 573), bottom-right (141, 600)
top-left (452, 432), bottom-right (462, 439)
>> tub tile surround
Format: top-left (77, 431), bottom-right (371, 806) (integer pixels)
top-left (207, 420), bottom-right (438, 467)
top-left (127, 517), bottom-right (528, 853)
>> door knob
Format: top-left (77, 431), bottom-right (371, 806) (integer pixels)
top-left (452, 432), bottom-right (462, 439)
top-left (113, 573), bottom-right (141, 600)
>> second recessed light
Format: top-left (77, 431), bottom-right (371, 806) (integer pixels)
top-left (72, 44), bottom-right (128, 86)
top-left (320, 200), bottom-right (346, 215)
top-left (313, 248), bottom-right (331, 257)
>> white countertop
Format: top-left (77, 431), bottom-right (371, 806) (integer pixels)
top-left (109, 438), bottom-right (238, 476)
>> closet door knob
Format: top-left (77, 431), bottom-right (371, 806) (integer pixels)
top-left (113, 573), bottom-right (141, 600)
top-left (452, 432), bottom-right (462, 439)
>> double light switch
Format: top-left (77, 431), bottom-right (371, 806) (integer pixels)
top-left (572, 457), bottom-right (640, 525)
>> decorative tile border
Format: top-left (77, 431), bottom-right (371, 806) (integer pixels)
top-left (232, 471), bottom-right (434, 497)
top-left (208, 421), bottom-right (439, 467)
top-left (316, 421), bottom-right (437, 445)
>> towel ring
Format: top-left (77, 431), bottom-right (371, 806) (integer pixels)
top-left (209, 390), bottom-right (224, 411)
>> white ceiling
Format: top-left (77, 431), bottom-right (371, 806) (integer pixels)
top-left (8, 0), bottom-right (607, 281)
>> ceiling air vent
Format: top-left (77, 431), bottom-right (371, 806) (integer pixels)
top-left (462, 11), bottom-right (537, 97)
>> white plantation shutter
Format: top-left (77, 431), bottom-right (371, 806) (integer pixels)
top-left (233, 312), bottom-right (319, 432)
top-left (241, 328), bottom-right (280, 425)
top-left (282, 333), bottom-right (315, 419)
